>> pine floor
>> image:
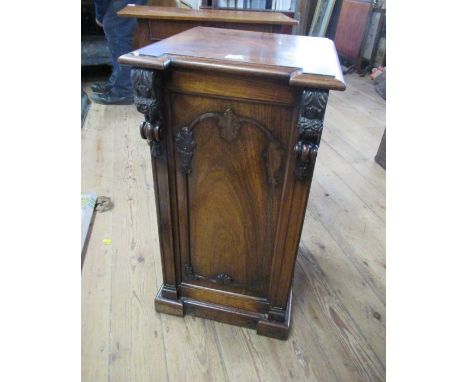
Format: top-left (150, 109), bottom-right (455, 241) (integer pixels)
top-left (81, 73), bottom-right (386, 382)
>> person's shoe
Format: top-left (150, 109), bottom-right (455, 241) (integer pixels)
top-left (91, 82), bottom-right (112, 94)
top-left (91, 92), bottom-right (134, 105)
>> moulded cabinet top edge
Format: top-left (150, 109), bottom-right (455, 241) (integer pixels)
top-left (118, 27), bottom-right (346, 91)
top-left (118, 5), bottom-right (298, 26)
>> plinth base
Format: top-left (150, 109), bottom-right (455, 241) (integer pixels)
top-left (154, 285), bottom-right (291, 340)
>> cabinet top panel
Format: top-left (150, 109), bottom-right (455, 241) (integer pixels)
top-left (119, 27), bottom-right (345, 91)
top-left (118, 5), bottom-right (298, 26)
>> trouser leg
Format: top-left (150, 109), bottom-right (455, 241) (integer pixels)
top-left (103, 1), bottom-right (137, 97)
top-left (102, 15), bottom-right (117, 86)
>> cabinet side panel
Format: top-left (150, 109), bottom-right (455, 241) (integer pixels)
top-left (131, 68), bottom-right (180, 297)
top-left (268, 88), bottom-right (329, 316)
top-left (151, 152), bottom-right (177, 288)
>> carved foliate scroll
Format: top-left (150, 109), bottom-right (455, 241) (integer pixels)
top-left (294, 89), bottom-right (329, 180)
top-left (184, 264), bottom-right (233, 285)
top-left (264, 141), bottom-right (284, 186)
top-left (175, 126), bottom-right (196, 175)
top-left (219, 108), bottom-right (241, 142)
top-left (131, 68), bottom-right (164, 157)
top-left (175, 108), bottom-right (284, 184)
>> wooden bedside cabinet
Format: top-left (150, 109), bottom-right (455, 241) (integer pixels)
top-left (119, 27), bottom-right (345, 340)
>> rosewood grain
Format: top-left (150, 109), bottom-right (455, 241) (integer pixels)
top-left (121, 27), bottom-right (344, 339)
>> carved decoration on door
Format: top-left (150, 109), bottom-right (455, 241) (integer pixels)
top-left (175, 108), bottom-right (284, 184)
top-left (184, 264), bottom-right (234, 285)
top-left (219, 108), bottom-right (241, 142)
top-left (175, 126), bottom-right (196, 175)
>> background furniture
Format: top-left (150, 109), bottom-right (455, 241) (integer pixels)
top-left (375, 128), bottom-right (386, 169)
top-left (118, 5), bottom-right (298, 48)
top-left (202, 0), bottom-right (290, 10)
top-left (374, 71), bottom-right (386, 169)
top-left (334, 0), bottom-right (373, 70)
top-left (201, 0), bottom-right (296, 20)
top-left (361, 5), bottom-right (386, 71)
top-left (81, 192), bottom-right (97, 268)
top-left (119, 26), bottom-right (344, 339)
top-left (295, 0), bottom-right (318, 35)
top-left (147, 0), bottom-right (195, 7)
top-left (81, 90), bottom-right (90, 127)
top-left (309, 0), bottom-right (336, 37)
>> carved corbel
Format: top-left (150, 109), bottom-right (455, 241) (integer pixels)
top-left (294, 141), bottom-right (319, 179)
top-left (294, 89), bottom-right (329, 180)
top-left (131, 68), bottom-right (164, 157)
top-left (140, 120), bottom-right (163, 157)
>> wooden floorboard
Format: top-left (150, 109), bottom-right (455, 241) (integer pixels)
top-left (81, 102), bottom-right (114, 382)
top-left (82, 73), bottom-right (386, 382)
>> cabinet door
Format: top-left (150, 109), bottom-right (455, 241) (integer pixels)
top-left (171, 92), bottom-right (296, 299)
